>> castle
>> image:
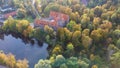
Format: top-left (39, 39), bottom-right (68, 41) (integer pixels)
top-left (34, 11), bottom-right (69, 30)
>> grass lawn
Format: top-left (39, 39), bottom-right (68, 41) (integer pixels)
top-left (16, 16), bottom-right (34, 23)
top-left (24, 16), bottom-right (34, 23)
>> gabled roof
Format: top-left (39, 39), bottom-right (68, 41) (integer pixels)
top-left (35, 19), bottom-right (58, 27)
top-left (49, 11), bottom-right (69, 22)
top-left (34, 11), bottom-right (70, 29)
top-left (4, 11), bottom-right (16, 19)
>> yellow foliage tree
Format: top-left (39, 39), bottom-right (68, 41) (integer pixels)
top-left (72, 31), bottom-right (81, 46)
top-left (52, 45), bottom-right (63, 55)
top-left (0, 52), bottom-right (28, 68)
top-left (82, 35), bottom-right (92, 49)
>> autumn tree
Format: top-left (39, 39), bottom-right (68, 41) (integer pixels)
top-left (34, 0), bottom-right (42, 14)
top-left (72, 30), bottom-right (81, 46)
top-left (16, 20), bottom-right (29, 33)
top-left (57, 28), bottom-right (65, 43)
top-left (73, 24), bottom-right (81, 32)
top-left (13, 0), bottom-right (23, 7)
top-left (112, 29), bottom-right (120, 39)
top-left (2, 16), bottom-right (17, 32)
top-left (82, 35), bottom-right (92, 49)
top-left (110, 50), bottom-right (120, 68)
top-left (17, 4), bottom-right (27, 18)
top-left (64, 7), bottom-right (72, 15)
top-left (78, 58), bottom-right (90, 68)
top-left (16, 59), bottom-right (29, 68)
top-left (23, 26), bottom-right (34, 37)
top-left (91, 65), bottom-right (98, 68)
top-left (66, 57), bottom-right (79, 68)
top-left (52, 55), bottom-right (66, 68)
top-left (71, 0), bottom-right (80, 5)
top-left (57, 0), bottom-right (68, 6)
top-left (65, 43), bottom-right (74, 57)
top-left (111, 8), bottom-right (120, 24)
top-left (91, 27), bottom-right (109, 42)
top-left (44, 3), bottom-right (60, 16)
top-left (88, 9), bottom-right (95, 21)
top-left (63, 28), bottom-right (72, 42)
top-left (0, 52), bottom-right (28, 68)
top-left (100, 20), bottom-right (112, 30)
top-left (5, 53), bottom-right (16, 68)
top-left (33, 28), bottom-right (46, 41)
top-left (70, 12), bottom-right (80, 22)
top-left (44, 25), bottom-right (54, 37)
top-left (80, 14), bottom-right (90, 28)
top-left (82, 29), bottom-right (90, 36)
top-left (93, 17), bottom-right (101, 29)
top-left (60, 63), bottom-right (68, 68)
top-left (52, 45), bottom-right (63, 55)
top-left (116, 39), bottom-right (120, 48)
top-left (67, 20), bottom-right (76, 31)
top-left (90, 29), bottom-right (102, 42)
top-left (71, 4), bottom-right (81, 12)
top-left (101, 11), bottom-right (114, 20)
top-left (93, 6), bottom-right (103, 17)
top-left (34, 59), bottom-right (52, 68)
top-left (59, 6), bottom-right (66, 14)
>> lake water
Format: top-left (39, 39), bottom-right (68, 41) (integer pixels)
top-left (0, 34), bottom-right (49, 68)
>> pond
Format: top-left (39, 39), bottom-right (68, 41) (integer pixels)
top-left (0, 33), bottom-right (49, 68)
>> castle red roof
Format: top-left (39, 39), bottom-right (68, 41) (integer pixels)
top-left (49, 11), bottom-right (69, 22)
top-left (35, 19), bottom-right (58, 28)
top-left (4, 11), bottom-right (16, 19)
top-left (34, 11), bottom-right (69, 29)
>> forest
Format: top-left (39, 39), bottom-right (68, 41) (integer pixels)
top-left (0, 0), bottom-right (120, 68)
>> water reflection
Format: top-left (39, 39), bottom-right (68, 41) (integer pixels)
top-left (0, 33), bottom-right (4, 40)
top-left (0, 33), bottom-right (49, 68)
